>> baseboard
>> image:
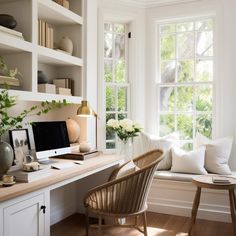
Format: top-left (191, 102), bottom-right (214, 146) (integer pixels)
top-left (147, 179), bottom-right (232, 223)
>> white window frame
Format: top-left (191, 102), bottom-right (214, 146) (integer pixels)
top-left (156, 16), bottom-right (215, 148)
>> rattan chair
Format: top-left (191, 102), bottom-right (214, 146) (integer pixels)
top-left (83, 149), bottom-right (164, 236)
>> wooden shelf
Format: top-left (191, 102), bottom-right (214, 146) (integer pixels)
top-left (0, 33), bottom-right (32, 54)
top-left (37, 46), bottom-right (83, 66)
top-left (8, 89), bottom-right (83, 104)
top-left (38, 0), bottom-right (83, 26)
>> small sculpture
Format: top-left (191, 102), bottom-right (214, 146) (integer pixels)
top-left (0, 14), bottom-right (17, 29)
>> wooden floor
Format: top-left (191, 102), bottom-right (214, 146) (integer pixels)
top-left (51, 212), bottom-right (234, 236)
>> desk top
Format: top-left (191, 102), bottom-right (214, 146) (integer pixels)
top-left (0, 154), bottom-right (123, 203)
top-left (192, 175), bottom-right (236, 190)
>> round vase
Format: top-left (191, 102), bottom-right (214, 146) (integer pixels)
top-left (66, 118), bottom-right (80, 143)
top-left (0, 14), bottom-right (17, 29)
top-left (59, 36), bottom-right (73, 55)
top-left (37, 70), bottom-right (48, 84)
top-left (79, 142), bottom-right (91, 153)
top-left (117, 138), bottom-right (133, 161)
top-left (0, 141), bottom-right (14, 177)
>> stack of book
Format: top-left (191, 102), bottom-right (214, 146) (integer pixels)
top-left (8, 168), bottom-right (51, 183)
top-left (53, 78), bottom-right (74, 96)
top-left (212, 176), bottom-right (231, 184)
top-left (53, 0), bottom-right (70, 10)
top-left (0, 76), bottom-right (20, 87)
top-left (0, 25), bottom-right (24, 40)
top-left (38, 20), bottom-right (54, 49)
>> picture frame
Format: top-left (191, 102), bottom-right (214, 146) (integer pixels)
top-left (9, 129), bottom-right (31, 166)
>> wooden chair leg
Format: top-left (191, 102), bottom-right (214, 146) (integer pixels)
top-left (85, 209), bottom-right (89, 236)
top-left (98, 214), bottom-right (102, 236)
top-left (142, 212), bottom-right (148, 236)
top-left (229, 189), bottom-right (236, 234)
top-left (135, 215), bottom-right (139, 227)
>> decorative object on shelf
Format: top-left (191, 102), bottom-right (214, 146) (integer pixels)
top-left (79, 141), bottom-right (91, 153)
top-left (107, 119), bottom-right (142, 161)
top-left (37, 70), bottom-right (48, 84)
top-left (59, 36), bottom-right (73, 55)
top-left (53, 0), bottom-right (70, 10)
top-left (56, 87), bottom-right (71, 96)
top-left (38, 20), bottom-right (54, 49)
top-left (0, 88), bottom-right (69, 176)
top-left (0, 56), bottom-right (21, 87)
top-left (38, 83), bottom-right (56, 94)
top-left (66, 118), bottom-right (80, 143)
top-left (2, 174), bottom-right (16, 187)
top-left (0, 14), bottom-right (17, 29)
top-left (23, 162), bottom-right (40, 172)
top-left (53, 78), bottom-right (74, 95)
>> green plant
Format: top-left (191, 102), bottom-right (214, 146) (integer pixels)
top-left (0, 56), bottom-right (22, 79)
top-left (0, 88), bottom-right (69, 139)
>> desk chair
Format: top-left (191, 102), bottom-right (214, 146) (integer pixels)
top-left (84, 149), bottom-right (164, 236)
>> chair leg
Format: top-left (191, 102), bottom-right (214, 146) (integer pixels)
top-left (85, 209), bottom-right (89, 236)
top-left (98, 214), bottom-right (102, 236)
top-left (142, 212), bottom-right (148, 236)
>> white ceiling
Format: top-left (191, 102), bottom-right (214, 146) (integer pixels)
top-left (118, 0), bottom-right (199, 8)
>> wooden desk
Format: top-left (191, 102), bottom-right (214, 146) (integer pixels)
top-left (0, 154), bottom-right (123, 236)
top-left (189, 175), bottom-right (236, 235)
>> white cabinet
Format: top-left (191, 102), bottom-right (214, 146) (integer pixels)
top-left (3, 194), bottom-right (47, 236)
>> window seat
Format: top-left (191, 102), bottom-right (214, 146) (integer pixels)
top-left (147, 170), bottom-right (236, 223)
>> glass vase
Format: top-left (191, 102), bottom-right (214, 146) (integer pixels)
top-left (117, 138), bottom-right (133, 162)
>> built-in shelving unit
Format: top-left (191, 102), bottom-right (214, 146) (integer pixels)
top-left (0, 0), bottom-right (84, 103)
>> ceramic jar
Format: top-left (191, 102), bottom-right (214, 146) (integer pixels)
top-left (0, 14), bottom-right (17, 29)
top-left (79, 142), bottom-right (91, 153)
top-left (37, 70), bottom-right (48, 84)
top-left (59, 36), bottom-right (73, 55)
top-left (66, 118), bottom-right (80, 143)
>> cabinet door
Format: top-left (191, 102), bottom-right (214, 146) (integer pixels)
top-left (3, 194), bottom-right (45, 236)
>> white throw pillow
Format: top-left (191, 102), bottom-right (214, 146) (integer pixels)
top-left (171, 146), bottom-right (207, 174)
top-left (133, 132), bottom-right (179, 170)
top-left (113, 161), bottom-right (139, 180)
top-left (195, 133), bottom-right (233, 174)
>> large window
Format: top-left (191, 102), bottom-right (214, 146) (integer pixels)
top-left (104, 23), bottom-right (129, 149)
top-left (157, 18), bottom-right (214, 150)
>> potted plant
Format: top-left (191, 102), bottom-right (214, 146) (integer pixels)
top-left (0, 88), bottom-right (68, 176)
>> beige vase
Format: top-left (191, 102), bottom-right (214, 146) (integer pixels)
top-left (59, 36), bottom-right (73, 55)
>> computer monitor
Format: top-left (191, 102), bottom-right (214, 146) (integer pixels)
top-left (32, 121), bottom-right (71, 162)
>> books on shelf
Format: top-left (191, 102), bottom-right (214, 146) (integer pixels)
top-left (53, 0), bottom-right (70, 9)
top-left (53, 78), bottom-right (74, 95)
top-left (8, 168), bottom-right (51, 183)
top-left (0, 76), bottom-right (20, 86)
top-left (0, 25), bottom-right (24, 40)
top-left (56, 87), bottom-right (72, 96)
top-left (212, 176), bottom-right (231, 184)
top-left (38, 83), bottom-right (56, 94)
top-left (38, 20), bottom-right (54, 49)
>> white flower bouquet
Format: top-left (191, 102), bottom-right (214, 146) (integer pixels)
top-left (107, 118), bottom-right (142, 142)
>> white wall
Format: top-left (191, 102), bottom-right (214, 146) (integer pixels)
top-left (145, 0), bottom-right (236, 170)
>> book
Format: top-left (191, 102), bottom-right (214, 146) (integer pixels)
top-left (212, 176), bottom-right (231, 184)
top-left (56, 87), bottom-right (72, 96)
top-left (38, 83), bottom-right (56, 94)
top-left (0, 76), bottom-right (20, 86)
top-left (60, 150), bottom-right (100, 160)
top-left (8, 168), bottom-right (51, 183)
top-left (0, 25), bottom-right (24, 39)
top-left (53, 78), bottom-right (74, 95)
top-left (41, 21), bottom-right (46, 47)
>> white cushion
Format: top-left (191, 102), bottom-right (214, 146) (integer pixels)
top-left (115, 161), bottom-right (139, 179)
top-left (133, 132), bottom-right (179, 170)
top-left (195, 133), bottom-right (233, 174)
top-left (171, 146), bottom-right (207, 175)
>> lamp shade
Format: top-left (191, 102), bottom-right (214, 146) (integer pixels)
top-left (77, 100), bottom-right (94, 117)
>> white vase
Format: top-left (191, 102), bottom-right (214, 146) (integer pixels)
top-left (117, 138), bottom-right (133, 161)
top-left (59, 36), bottom-right (73, 55)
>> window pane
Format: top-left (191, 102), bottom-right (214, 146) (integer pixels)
top-left (160, 114), bottom-right (174, 136)
top-left (196, 114), bottom-right (212, 138)
top-left (176, 86), bottom-right (193, 111)
top-left (159, 87), bottom-right (175, 112)
top-left (104, 23), bottom-right (113, 32)
top-left (177, 32), bottom-right (194, 58)
top-left (160, 24), bottom-right (175, 34)
top-left (195, 85), bottom-right (212, 111)
top-left (104, 60), bottom-right (113, 82)
top-left (177, 60), bottom-right (194, 82)
top-left (196, 19), bottom-right (213, 31)
top-left (161, 61), bottom-right (176, 83)
top-left (160, 34), bottom-right (176, 60)
top-left (118, 87), bottom-right (127, 111)
top-left (106, 86), bottom-right (116, 111)
top-left (177, 114), bottom-right (193, 139)
top-left (114, 24), bottom-right (125, 34)
top-left (118, 113), bottom-right (128, 120)
top-left (196, 60), bottom-right (213, 81)
top-left (177, 22), bottom-right (194, 32)
top-left (115, 60), bottom-right (125, 83)
top-left (106, 113), bottom-right (116, 140)
top-left (196, 31), bottom-right (213, 57)
top-left (104, 33), bottom-right (112, 58)
top-left (106, 142), bottom-right (115, 149)
top-left (115, 34), bottom-right (125, 59)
